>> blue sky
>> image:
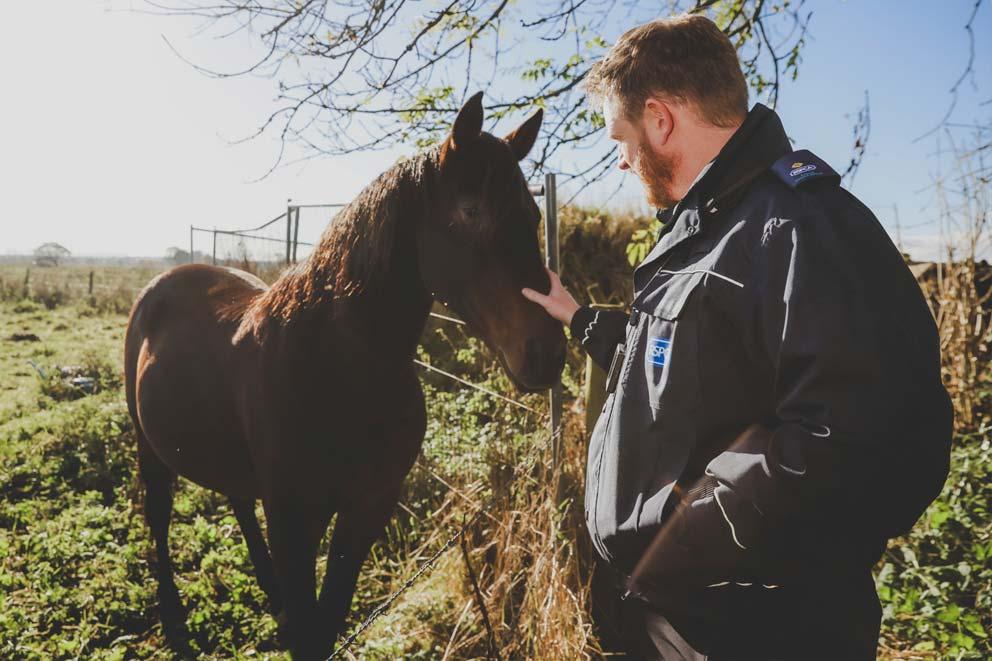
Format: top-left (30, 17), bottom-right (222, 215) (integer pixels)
top-left (771, 1), bottom-right (991, 259)
top-left (1, 1), bottom-right (989, 259)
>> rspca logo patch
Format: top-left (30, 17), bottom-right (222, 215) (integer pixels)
top-left (771, 150), bottom-right (840, 189)
top-left (648, 337), bottom-right (671, 367)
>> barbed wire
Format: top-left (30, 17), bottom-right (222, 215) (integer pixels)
top-left (326, 304), bottom-right (558, 658)
top-left (326, 423), bottom-right (564, 660)
top-left (326, 506), bottom-right (483, 659)
top-left (413, 359), bottom-right (537, 413)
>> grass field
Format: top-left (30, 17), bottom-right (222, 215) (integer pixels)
top-left (1, 262), bottom-right (989, 659)
top-left (0, 288), bottom-right (287, 658)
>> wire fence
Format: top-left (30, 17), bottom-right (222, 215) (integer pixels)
top-left (329, 310), bottom-right (560, 660)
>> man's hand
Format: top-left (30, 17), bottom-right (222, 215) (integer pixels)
top-left (522, 266), bottom-right (581, 326)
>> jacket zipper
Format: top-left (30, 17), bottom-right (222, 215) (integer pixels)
top-left (589, 248), bottom-right (680, 560)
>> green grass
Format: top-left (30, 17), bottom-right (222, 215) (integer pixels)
top-left (0, 293), bottom-right (284, 659)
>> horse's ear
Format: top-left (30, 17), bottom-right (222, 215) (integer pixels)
top-left (449, 91), bottom-right (484, 151)
top-left (504, 108), bottom-right (543, 161)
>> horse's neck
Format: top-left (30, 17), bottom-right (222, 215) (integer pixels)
top-left (302, 202), bottom-right (433, 363)
top-left (348, 230), bottom-right (433, 361)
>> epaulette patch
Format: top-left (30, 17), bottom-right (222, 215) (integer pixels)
top-left (771, 149), bottom-right (840, 189)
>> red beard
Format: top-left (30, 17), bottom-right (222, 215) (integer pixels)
top-left (634, 139), bottom-right (680, 209)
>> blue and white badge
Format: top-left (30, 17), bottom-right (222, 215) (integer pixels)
top-left (648, 337), bottom-right (671, 367)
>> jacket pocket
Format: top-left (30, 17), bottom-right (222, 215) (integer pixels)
top-left (620, 270), bottom-right (704, 409)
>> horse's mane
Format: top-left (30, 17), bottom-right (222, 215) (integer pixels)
top-left (245, 146), bottom-right (442, 327)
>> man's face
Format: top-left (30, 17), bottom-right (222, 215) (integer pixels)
top-left (604, 95), bottom-right (680, 209)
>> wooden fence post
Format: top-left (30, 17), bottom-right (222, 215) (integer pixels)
top-left (583, 303), bottom-right (626, 432)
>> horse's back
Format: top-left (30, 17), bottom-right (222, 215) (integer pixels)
top-left (129, 264), bottom-right (265, 329)
top-left (125, 264), bottom-right (267, 498)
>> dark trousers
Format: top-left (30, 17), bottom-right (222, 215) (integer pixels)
top-left (593, 561), bottom-right (881, 660)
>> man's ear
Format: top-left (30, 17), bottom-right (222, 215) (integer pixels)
top-left (504, 108), bottom-right (543, 160)
top-left (643, 97), bottom-right (675, 147)
top-left (449, 91), bottom-right (485, 151)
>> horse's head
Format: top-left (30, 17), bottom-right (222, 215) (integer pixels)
top-left (418, 92), bottom-right (566, 392)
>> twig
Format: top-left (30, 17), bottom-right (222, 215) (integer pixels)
top-left (460, 522), bottom-right (502, 661)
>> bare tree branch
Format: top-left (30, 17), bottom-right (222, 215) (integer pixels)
top-left (841, 90), bottom-right (871, 188)
top-left (913, 0), bottom-right (988, 143)
top-left (145, 0), bottom-right (811, 183)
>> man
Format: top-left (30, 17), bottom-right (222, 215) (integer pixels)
top-left (522, 14), bottom-right (952, 661)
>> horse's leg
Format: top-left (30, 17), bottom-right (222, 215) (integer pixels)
top-left (229, 497), bottom-right (282, 615)
top-left (136, 433), bottom-right (188, 643)
top-left (263, 496), bottom-right (332, 658)
top-left (317, 487), bottom-right (401, 648)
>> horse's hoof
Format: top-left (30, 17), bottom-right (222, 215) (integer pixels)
top-left (163, 629), bottom-right (196, 660)
top-left (160, 610), bottom-right (195, 659)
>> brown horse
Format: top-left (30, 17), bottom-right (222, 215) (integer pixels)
top-left (124, 93), bottom-right (565, 658)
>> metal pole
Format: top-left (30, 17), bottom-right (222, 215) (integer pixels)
top-left (189, 226), bottom-right (194, 263)
top-left (543, 173), bottom-right (562, 460)
top-left (291, 207), bottom-right (301, 263)
top-left (212, 229), bottom-right (217, 265)
top-left (286, 199), bottom-right (293, 264)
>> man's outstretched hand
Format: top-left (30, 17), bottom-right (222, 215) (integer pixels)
top-left (522, 266), bottom-right (581, 326)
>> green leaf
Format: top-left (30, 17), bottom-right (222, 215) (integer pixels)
top-left (936, 604), bottom-right (960, 623)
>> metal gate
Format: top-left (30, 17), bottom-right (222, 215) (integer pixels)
top-left (186, 175), bottom-right (562, 445)
top-left (189, 202), bottom-right (345, 270)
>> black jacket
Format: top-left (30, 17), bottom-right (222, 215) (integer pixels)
top-left (572, 104), bottom-right (952, 650)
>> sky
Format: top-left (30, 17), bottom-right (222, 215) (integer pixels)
top-left (0, 1), bottom-right (989, 260)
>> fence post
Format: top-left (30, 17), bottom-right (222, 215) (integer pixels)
top-left (212, 229), bottom-right (217, 266)
top-left (291, 206), bottom-right (301, 263)
top-left (543, 173), bottom-right (563, 460)
top-left (88, 271), bottom-right (94, 295)
top-left (583, 303), bottom-right (625, 432)
top-left (189, 226), bottom-right (194, 263)
top-left (286, 199), bottom-right (293, 264)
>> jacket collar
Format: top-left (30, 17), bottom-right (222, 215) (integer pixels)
top-left (691, 102), bottom-right (792, 212)
top-left (637, 104), bottom-right (793, 275)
